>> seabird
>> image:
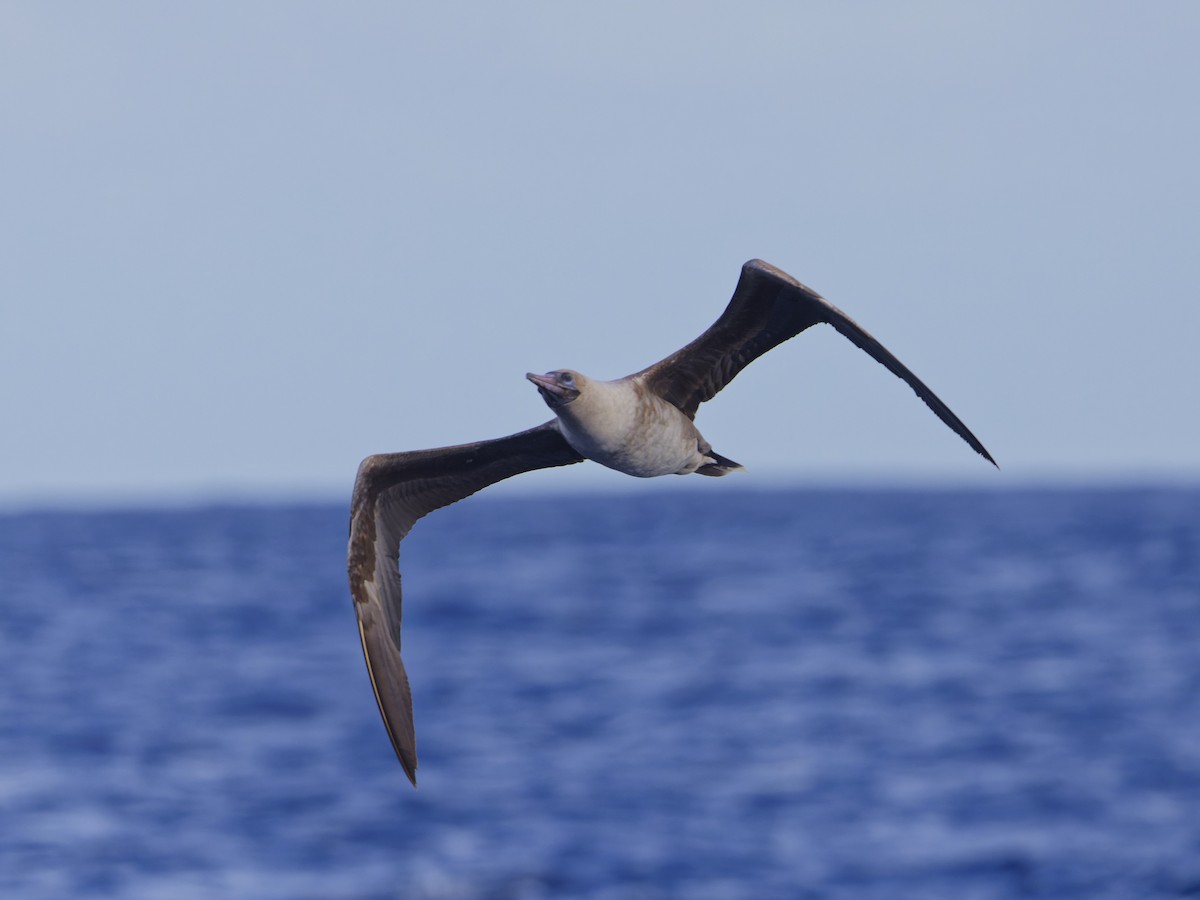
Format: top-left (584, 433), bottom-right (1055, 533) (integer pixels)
top-left (348, 259), bottom-right (995, 785)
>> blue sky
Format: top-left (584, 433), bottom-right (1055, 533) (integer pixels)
top-left (3, 3), bottom-right (1198, 505)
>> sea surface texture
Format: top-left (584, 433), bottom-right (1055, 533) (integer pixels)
top-left (2, 487), bottom-right (1198, 899)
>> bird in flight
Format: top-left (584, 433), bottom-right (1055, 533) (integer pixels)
top-left (348, 259), bottom-right (995, 785)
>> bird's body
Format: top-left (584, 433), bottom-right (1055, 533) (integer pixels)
top-left (348, 259), bottom-right (996, 785)
top-left (539, 374), bottom-right (733, 478)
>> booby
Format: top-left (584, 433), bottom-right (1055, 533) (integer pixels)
top-left (348, 259), bottom-right (995, 785)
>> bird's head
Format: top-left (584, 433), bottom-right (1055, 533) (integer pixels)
top-left (526, 369), bottom-right (584, 409)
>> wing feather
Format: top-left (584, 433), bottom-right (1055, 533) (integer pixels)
top-left (347, 420), bottom-right (584, 784)
top-left (633, 259), bottom-right (995, 465)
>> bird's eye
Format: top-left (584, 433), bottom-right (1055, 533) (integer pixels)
top-left (559, 372), bottom-right (575, 385)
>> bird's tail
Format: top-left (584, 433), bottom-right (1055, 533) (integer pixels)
top-left (696, 451), bottom-right (744, 477)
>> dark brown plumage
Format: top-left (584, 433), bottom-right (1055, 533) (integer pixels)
top-left (348, 259), bottom-right (995, 785)
top-left (348, 423), bottom-right (582, 783)
top-left (633, 260), bottom-right (995, 462)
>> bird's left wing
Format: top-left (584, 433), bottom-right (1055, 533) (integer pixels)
top-left (347, 420), bottom-right (584, 785)
top-left (632, 259), bottom-right (995, 465)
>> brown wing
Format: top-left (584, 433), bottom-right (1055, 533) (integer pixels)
top-left (347, 420), bottom-right (584, 785)
top-left (632, 259), bottom-right (996, 465)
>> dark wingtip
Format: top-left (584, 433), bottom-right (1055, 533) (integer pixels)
top-left (955, 428), bottom-right (997, 470)
top-left (391, 726), bottom-right (418, 788)
top-left (397, 741), bottom-right (418, 786)
top-left (957, 426), bottom-right (997, 469)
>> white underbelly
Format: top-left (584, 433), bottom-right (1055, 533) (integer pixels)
top-left (559, 414), bottom-right (699, 478)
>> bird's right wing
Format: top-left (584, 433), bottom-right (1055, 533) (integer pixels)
top-left (347, 420), bottom-right (584, 785)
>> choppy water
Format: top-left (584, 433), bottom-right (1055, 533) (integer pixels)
top-left (2, 487), bottom-right (1199, 898)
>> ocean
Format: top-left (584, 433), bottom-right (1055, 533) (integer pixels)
top-left (2, 487), bottom-right (1198, 899)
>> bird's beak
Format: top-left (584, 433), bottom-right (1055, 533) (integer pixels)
top-left (526, 372), bottom-right (563, 394)
top-left (526, 372), bottom-right (578, 407)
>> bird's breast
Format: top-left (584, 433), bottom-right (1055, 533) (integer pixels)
top-left (556, 388), bottom-right (700, 478)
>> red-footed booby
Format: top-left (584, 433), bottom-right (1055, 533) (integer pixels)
top-left (348, 259), bottom-right (995, 785)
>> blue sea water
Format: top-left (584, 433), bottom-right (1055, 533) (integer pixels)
top-left (2, 487), bottom-right (1199, 899)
